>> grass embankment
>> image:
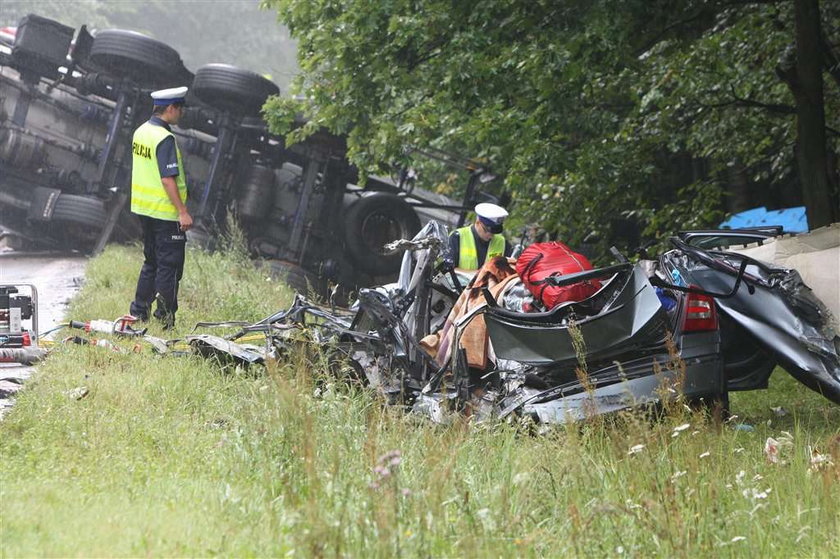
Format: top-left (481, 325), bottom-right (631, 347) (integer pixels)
top-left (1, 244), bottom-right (839, 557)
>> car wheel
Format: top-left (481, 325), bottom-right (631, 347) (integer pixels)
top-left (88, 29), bottom-right (185, 85)
top-left (719, 313), bottom-right (776, 389)
top-left (51, 194), bottom-right (107, 229)
top-left (192, 64), bottom-right (279, 115)
top-left (343, 193), bottom-right (421, 276)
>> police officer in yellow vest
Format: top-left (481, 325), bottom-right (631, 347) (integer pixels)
top-left (129, 86), bottom-right (192, 329)
top-left (448, 203), bottom-right (511, 271)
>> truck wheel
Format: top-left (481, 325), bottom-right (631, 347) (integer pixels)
top-left (89, 29), bottom-right (184, 85)
top-left (343, 193), bottom-right (420, 276)
top-left (51, 194), bottom-right (107, 228)
top-left (266, 260), bottom-right (318, 294)
top-left (192, 64), bottom-right (279, 115)
top-left (277, 164), bottom-right (302, 192)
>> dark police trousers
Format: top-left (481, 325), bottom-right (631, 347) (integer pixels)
top-left (130, 215), bottom-right (186, 327)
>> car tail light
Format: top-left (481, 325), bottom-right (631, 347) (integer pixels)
top-left (22, 331), bottom-right (31, 346)
top-left (682, 288), bottom-right (718, 332)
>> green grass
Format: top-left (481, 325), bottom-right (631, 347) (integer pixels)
top-left (1, 244), bottom-right (838, 557)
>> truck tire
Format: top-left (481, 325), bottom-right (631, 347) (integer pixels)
top-left (51, 194), bottom-right (107, 229)
top-left (266, 260), bottom-right (318, 294)
top-left (276, 165), bottom-right (302, 193)
top-left (343, 193), bottom-right (421, 276)
top-left (192, 64), bottom-right (280, 115)
top-left (89, 29), bottom-right (184, 85)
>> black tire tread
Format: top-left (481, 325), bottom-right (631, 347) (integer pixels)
top-left (89, 29), bottom-right (183, 84)
top-left (193, 64), bottom-right (280, 115)
top-left (343, 193), bottom-right (421, 276)
top-left (51, 194), bottom-right (107, 228)
top-left (266, 260), bottom-right (316, 294)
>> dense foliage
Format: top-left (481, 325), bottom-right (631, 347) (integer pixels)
top-left (264, 0), bottom-right (839, 254)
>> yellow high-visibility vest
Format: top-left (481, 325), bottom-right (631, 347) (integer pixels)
top-left (130, 121), bottom-right (186, 221)
top-left (456, 226), bottom-right (505, 270)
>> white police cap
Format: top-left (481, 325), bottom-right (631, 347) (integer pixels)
top-left (475, 202), bottom-right (508, 224)
top-left (150, 86), bottom-right (188, 106)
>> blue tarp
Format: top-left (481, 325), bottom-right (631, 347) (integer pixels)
top-left (719, 206), bottom-right (809, 233)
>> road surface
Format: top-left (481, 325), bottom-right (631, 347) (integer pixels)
top-left (0, 254), bottom-right (87, 419)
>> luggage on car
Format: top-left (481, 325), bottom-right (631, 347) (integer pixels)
top-left (515, 241), bottom-right (601, 310)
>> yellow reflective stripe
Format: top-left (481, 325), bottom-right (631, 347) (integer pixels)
top-left (131, 196), bottom-right (179, 220)
top-left (488, 234), bottom-right (505, 259)
top-left (457, 226), bottom-right (478, 270)
top-left (131, 183), bottom-right (165, 198)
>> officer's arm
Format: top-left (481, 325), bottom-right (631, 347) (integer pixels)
top-left (156, 136), bottom-right (192, 230)
top-left (161, 178), bottom-right (192, 231)
top-left (161, 177), bottom-right (188, 215)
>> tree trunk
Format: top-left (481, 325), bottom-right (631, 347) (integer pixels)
top-left (779, 0), bottom-right (836, 229)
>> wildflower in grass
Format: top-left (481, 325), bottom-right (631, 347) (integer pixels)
top-left (735, 470), bottom-right (746, 485)
top-left (627, 444), bottom-right (645, 455)
top-left (699, 451), bottom-right (711, 459)
top-left (765, 437), bottom-right (780, 463)
top-left (670, 470), bottom-right (687, 483)
top-left (807, 446), bottom-right (834, 474)
top-left (672, 423), bottom-right (690, 437)
top-left (717, 535), bottom-right (748, 547)
top-left (764, 437), bottom-right (791, 465)
top-left (379, 450), bottom-right (402, 463)
top-left (742, 487), bottom-right (772, 500)
top-left (733, 447), bottom-right (745, 454)
top-left (369, 449), bottom-right (403, 491)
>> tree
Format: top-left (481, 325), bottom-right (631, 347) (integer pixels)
top-left (777, 0), bottom-right (835, 228)
top-left (264, 1), bottom-right (838, 246)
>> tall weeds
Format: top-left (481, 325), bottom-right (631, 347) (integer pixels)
top-left (0, 245), bottom-right (837, 556)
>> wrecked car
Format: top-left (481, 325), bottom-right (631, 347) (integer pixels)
top-left (183, 221), bottom-right (838, 424)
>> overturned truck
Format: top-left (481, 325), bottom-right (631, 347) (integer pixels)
top-left (0, 14), bottom-right (495, 290)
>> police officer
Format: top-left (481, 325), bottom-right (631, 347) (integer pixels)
top-left (448, 203), bottom-right (511, 271)
top-left (128, 86), bottom-right (192, 329)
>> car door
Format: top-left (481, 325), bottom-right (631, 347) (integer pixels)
top-left (666, 238), bottom-right (840, 404)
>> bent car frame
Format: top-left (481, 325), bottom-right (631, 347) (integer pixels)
top-left (184, 222), bottom-right (839, 424)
